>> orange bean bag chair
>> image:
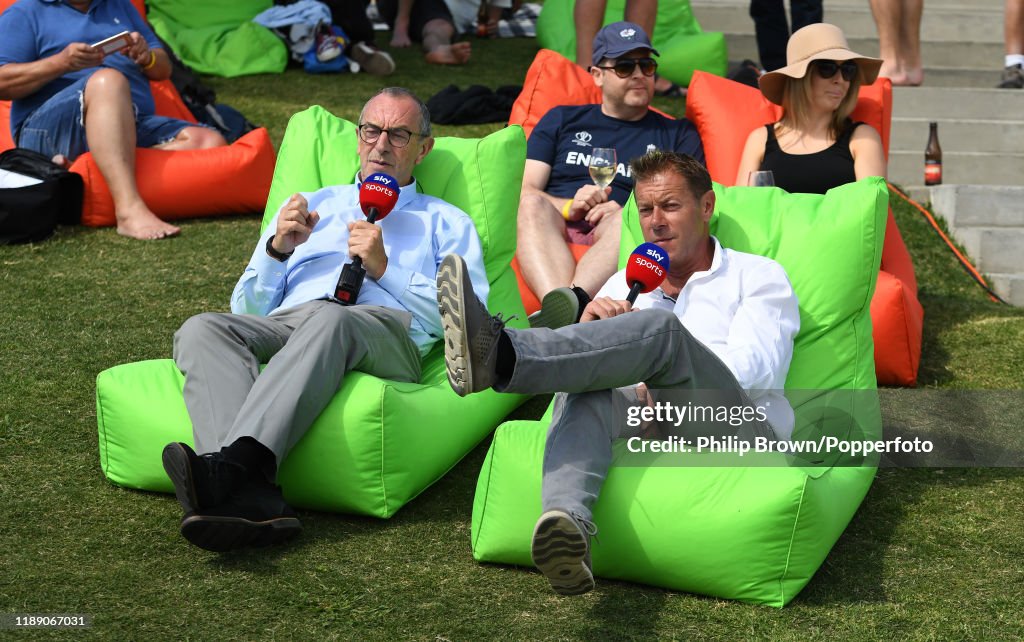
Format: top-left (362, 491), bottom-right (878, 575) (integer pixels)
top-left (509, 49), bottom-right (673, 314)
top-left (684, 70), bottom-right (922, 386)
top-left (0, 0), bottom-right (275, 228)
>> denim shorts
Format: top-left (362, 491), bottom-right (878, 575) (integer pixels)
top-left (16, 75), bottom-right (197, 161)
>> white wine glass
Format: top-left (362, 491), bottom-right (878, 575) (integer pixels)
top-left (589, 148), bottom-right (617, 189)
top-left (747, 170), bottom-right (775, 187)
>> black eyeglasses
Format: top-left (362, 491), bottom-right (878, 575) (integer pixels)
top-left (812, 60), bottom-right (858, 82)
top-left (357, 123), bottom-right (426, 148)
top-left (594, 57), bottom-right (658, 78)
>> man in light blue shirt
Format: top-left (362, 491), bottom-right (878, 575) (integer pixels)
top-left (162, 88), bottom-right (489, 552)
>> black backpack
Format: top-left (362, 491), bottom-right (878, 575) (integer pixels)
top-left (0, 148), bottom-right (84, 245)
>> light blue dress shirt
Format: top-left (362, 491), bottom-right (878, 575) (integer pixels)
top-left (232, 178), bottom-right (489, 356)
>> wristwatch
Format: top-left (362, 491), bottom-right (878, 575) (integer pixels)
top-left (265, 235), bottom-right (293, 262)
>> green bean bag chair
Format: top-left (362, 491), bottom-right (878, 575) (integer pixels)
top-left (536, 0), bottom-right (728, 86)
top-left (96, 107), bottom-right (530, 517)
top-left (147, 0), bottom-right (288, 77)
top-left (470, 177), bottom-right (889, 606)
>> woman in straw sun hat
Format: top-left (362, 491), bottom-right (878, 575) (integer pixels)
top-left (735, 23), bottom-right (887, 193)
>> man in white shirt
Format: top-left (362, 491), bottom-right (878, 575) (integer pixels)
top-left (436, 150), bottom-right (799, 596)
top-left (161, 87), bottom-right (488, 552)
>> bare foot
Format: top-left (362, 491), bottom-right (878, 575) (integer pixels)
top-left (116, 205), bottom-right (180, 240)
top-left (903, 67), bottom-right (924, 86)
top-left (425, 41), bottom-right (471, 65)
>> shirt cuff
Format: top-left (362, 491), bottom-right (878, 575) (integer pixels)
top-left (252, 243), bottom-right (289, 289)
top-left (376, 262), bottom-right (413, 300)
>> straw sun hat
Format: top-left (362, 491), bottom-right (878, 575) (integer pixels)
top-left (758, 23), bottom-right (882, 105)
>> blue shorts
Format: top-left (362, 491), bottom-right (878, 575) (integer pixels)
top-left (16, 75), bottom-right (199, 161)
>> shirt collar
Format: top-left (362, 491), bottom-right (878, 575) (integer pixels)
top-left (652, 235), bottom-right (724, 299)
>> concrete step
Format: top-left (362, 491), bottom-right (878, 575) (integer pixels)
top-left (891, 117), bottom-right (1024, 154)
top-left (988, 274), bottom-right (1024, 306)
top-left (692, 3), bottom-right (1002, 44)
top-left (892, 87), bottom-right (1024, 120)
top-left (950, 227), bottom-right (1024, 273)
top-left (823, 0), bottom-right (1001, 10)
top-left (889, 150), bottom-right (1024, 186)
top-left (903, 68), bottom-right (1007, 88)
top-left (910, 185), bottom-right (1024, 227)
top-left (722, 34), bottom-right (1004, 70)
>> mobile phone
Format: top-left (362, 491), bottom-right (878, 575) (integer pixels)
top-left (90, 31), bottom-right (132, 55)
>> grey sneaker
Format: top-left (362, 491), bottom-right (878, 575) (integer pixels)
top-left (437, 254), bottom-right (508, 396)
top-left (528, 287), bottom-right (581, 329)
top-left (531, 509), bottom-right (598, 596)
top-left (350, 41), bottom-right (395, 76)
top-left (998, 64), bottom-right (1024, 88)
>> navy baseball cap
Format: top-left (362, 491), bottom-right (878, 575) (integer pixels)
top-left (591, 21), bottom-right (659, 66)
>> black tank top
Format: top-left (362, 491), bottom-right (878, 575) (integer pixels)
top-left (759, 120), bottom-right (863, 194)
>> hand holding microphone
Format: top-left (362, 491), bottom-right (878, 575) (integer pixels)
top-left (580, 243), bottom-right (670, 321)
top-left (335, 173), bottom-right (399, 305)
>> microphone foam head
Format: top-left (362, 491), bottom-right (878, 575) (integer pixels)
top-left (625, 242), bottom-right (670, 293)
top-left (359, 172), bottom-right (400, 220)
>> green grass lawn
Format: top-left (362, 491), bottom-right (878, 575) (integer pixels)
top-left (2, 35), bottom-right (1023, 640)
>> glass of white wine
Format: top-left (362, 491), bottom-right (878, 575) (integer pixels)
top-left (589, 148), bottom-right (617, 189)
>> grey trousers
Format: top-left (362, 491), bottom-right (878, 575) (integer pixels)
top-left (173, 301), bottom-right (422, 466)
top-left (499, 308), bottom-right (775, 522)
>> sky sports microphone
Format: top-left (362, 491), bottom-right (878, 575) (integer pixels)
top-left (334, 173), bottom-right (400, 304)
top-left (625, 242), bottom-right (670, 304)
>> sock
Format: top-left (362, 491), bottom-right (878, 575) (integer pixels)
top-left (496, 329), bottom-right (516, 380)
top-left (570, 286), bottom-right (592, 322)
top-left (221, 437), bottom-right (277, 481)
top-left (1006, 54), bottom-right (1024, 68)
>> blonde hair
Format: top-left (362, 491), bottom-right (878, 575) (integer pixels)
top-left (777, 66), bottom-right (861, 141)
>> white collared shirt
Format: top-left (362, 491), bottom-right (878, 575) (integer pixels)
top-left (597, 236), bottom-right (800, 438)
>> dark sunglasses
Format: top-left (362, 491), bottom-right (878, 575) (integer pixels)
top-left (812, 60), bottom-right (859, 82)
top-left (594, 57), bottom-right (658, 78)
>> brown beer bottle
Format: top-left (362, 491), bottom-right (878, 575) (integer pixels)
top-left (925, 122), bottom-right (942, 185)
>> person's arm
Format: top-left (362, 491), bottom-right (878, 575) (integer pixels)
top-left (735, 126), bottom-right (769, 187)
top-left (850, 123), bottom-right (887, 180)
top-left (231, 194), bottom-right (320, 315)
top-left (391, 0), bottom-right (414, 47)
top-left (123, 32), bottom-right (172, 81)
top-left (722, 260), bottom-right (800, 392)
top-left (376, 204), bottom-right (489, 340)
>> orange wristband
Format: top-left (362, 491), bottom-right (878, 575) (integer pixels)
top-left (141, 50), bottom-right (156, 70)
top-left (561, 200), bottom-right (572, 220)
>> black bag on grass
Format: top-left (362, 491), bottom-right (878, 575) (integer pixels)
top-left (0, 148), bottom-right (84, 245)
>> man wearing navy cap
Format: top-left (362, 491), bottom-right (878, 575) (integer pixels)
top-left (516, 22), bottom-right (705, 329)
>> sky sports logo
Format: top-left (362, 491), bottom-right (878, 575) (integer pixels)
top-left (564, 151), bottom-right (630, 178)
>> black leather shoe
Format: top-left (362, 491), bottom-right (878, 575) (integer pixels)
top-left (179, 478), bottom-right (301, 552)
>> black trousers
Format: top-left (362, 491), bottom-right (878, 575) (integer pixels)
top-left (749, 0), bottom-right (823, 71)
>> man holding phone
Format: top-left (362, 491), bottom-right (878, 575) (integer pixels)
top-left (0, 0), bottom-right (226, 239)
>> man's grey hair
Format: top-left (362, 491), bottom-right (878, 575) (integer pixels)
top-left (359, 87), bottom-right (432, 137)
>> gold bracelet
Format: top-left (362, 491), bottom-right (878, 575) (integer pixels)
top-left (562, 200), bottom-right (572, 220)
top-left (141, 50), bottom-right (156, 70)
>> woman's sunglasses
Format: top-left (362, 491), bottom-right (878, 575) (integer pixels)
top-left (812, 60), bottom-right (859, 82)
top-left (594, 57), bottom-right (659, 78)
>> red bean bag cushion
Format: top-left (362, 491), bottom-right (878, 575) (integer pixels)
top-left (73, 127), bottom-right (275, 227)
top-left (0, 0), bottom-right (275, 227)
top-left (684, 70), bottom-right (921, 386)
